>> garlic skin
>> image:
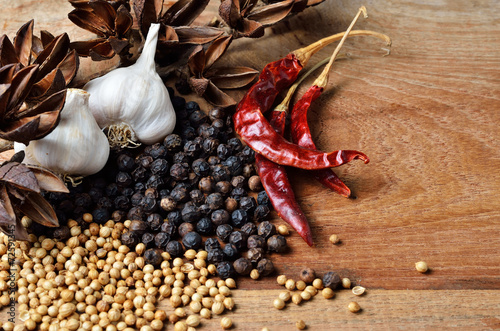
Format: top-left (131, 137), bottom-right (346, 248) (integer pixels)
top-left (84, 23), bottom-right (176, 146)
top-left (15, 89), bottom-right (110, 177)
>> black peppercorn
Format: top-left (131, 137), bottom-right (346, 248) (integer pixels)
top-left (207, 248), bottom-right (225, 264)
top-left (117, 154), bottom-right (135, 172)
top-left (233, 258), bottom-right (252, 275)
top-left (184, 140), bottom-right (202, 158)
top-left (217, 144), bottom-right (232, 160)
top-left (215, 181), bottom-right (232, 196)
top-left (154, 232), bottom-right (171, 249)
top-left (98, 197), bottom-right (113, 209)
top-left (223, 156), bottom-right (243, 176)
top-left (241, 222), bottom-right (257, 236)
top-left (146, 213), bottom-right (163, 232)
top-left (205, 237), bottom-right (221, 251)
top-left (231, 209), bottom-right (248, 228)
top-left (132, 166), bottom-right (148, 181)
top-left (201, 137), bottom-right (219, 156)
top-left (230, 187), bottom-right (247, 201)
top-left (198, 123), bottom-right (219, 139)
top-left (167, 211), bottom-right (183, 227)
top-left (222, 244), bottom-right (239, 261)
top-left (171, 95), bottom-right (186, 109)
top-left (127, 206), bottom-right (144, 221)
top-left (196, 217), bottom-right (213, 235)
top-left (198, 176), bottom-right (215, 193)
top-left (257, 190), bottom-right (271, 207)
top-left (165, 241), bottom-right (184, 258)
top-left (207, 156), bottom-right (221, 166)
top-left (134, 182), bottom-right (146, 193)
top-left (198, 204), bottom-right (211, 216)
top-left (181, 204), bottom-right (200, 223)
top-left (216, 261), bottom-right (235, 279)
top-left (254, 205), bottom-right (270, 221)
top-left (112, 210), bottom-right (126, 222)
top-left (74, 193), bottom-right (92, 208)
top-left (114, 195), bottom-right (130, 210)
top-left (239, 196), bottom-right (257, 214)
top-left (88, 188), bottom-right (103, 203)
top-left (182, 232), bottom-right (203, 250)
top-left (146, 143), bottom-right (168, 160)
top-left (248, 175), bottom-right (262, 191)
top-left (211, 164), bottom-right (231, 182)
top-left (211, 209), bottom-right (230, 226)
top-left (257, 221), bottom-right (276, 239)
top-left (92, 208), bottom-right (110, 224)
top-left (140, 196), bottom-right (158, 213)
top-left (227, 137), bottom-right (243, 153)
top-left (206, 193), bottom-right (224, 210)
top-left (161, 221), bottom-right (177, 236)
top-left (173, 152), bottom-right (191, 164)
top-left (136, 155), bottom-right (153, 169)
top-left (257, 258), bottom-right (275, 276)
top-left (239, 146), bottom-right (255, 163)
top-left (53, 226), bottom-right (71, 241)
top-left (170, 163), bottom-right (189, 181)
top-left (231, 176), bottom-right (246, 189)
top-left (267, 235), bottom-right (287, 253)
top-left (129, 220), bottom-right (149, 234)
top-left (245, 247), bottom-right (264, 263)
top-left (180, 126), bottom-right (196, 140)
top-left (144, 248), bottom-right (163, 267)
top-left (163, 134), bottom-right (183, 153)
top-left (178, 222), bottom-right (195, 237)
top-left (170, 185), bottom-right (189, 203)
top-left (229, 231), bottom-right (248, 250)
top-left (116, 172), bottom-right (133, 187)
top-left (192, 159), bottom-right (210, 177)
top-left (216, 224), bottom-right (233, 242)
top-left (189, 110), bottom-right (208, 127)
top-left (121, 231), bottom-right (139, 249)
top-left (142, 233), bottom-right (155, 249)
top-left (145, 174), bottom-right (165, 190)
top-left (185, 100), bottom-right (200, 112)
top-left (323, 271), bottom-right (341, 289)
top-left (105, 183), bottom-right (119, 197)
top-left (150, 159), bottom-right (169, 176)
top-left (247, 235), bottom-right (266, 249)
top-left (189, 189), bottom-right (205, 205)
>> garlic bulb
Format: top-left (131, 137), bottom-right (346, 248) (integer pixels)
top-left (84, 23), bottom-right (176, 147)
top-left (15, 89), bottom-right (110, 177)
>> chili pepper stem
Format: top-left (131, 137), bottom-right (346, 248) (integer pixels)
top-left (292, 28), bottom-right (391, 67)
top-left (315, 7), bottom-right (368, 88)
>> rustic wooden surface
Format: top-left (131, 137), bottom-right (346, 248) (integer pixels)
top-left (1, 0), bottom-right (500, 329)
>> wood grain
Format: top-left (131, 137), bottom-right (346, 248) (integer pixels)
top-left (1, 0), bottom-right (499, 329)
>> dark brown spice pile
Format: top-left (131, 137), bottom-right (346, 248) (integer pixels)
top-left (37, 87), bottom-right (284, 279)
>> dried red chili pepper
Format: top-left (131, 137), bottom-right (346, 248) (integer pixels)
top-left (233, 11), bottom-right (391, 169)
top-left (255, 108), bottom-right (314, 246)
top-left (290, 11), bottom-right (391, 197)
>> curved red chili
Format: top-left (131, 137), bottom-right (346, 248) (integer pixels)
top-left (255, 110), bottom-right (314, 246)
top-left (290, 85), bottom-right (352, 197)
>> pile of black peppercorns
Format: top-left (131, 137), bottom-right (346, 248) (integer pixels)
top-left (41, 88), bottom-right (287, 279)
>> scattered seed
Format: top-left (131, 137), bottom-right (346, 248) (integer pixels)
top-left (273, 298), bottom-right (286, 309)
top-left (348, 301), bottom-right (361, 313)
top-left (329, 234), bottom-right (340, 244)
top-left (296, 319), bottom-right (306, 330)
top-left (352, 286), bottom-right (366, 296)
top-left (415, 261), bottom-right (429, 273)
top-left (221, 317), bottom-right (233, 329)
top-left (342, 277), bottom-right (351, 289)
top-left (322, 287), bottom-right (335, 299)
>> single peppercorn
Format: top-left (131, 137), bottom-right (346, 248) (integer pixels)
top-left (178, 222), bottom-right (195, 237)
top-left (142, 233), bottom-right (155, 248)
top-left (163, 134), bottom-right (183, 152)
top-left (225, 197), bottom-right (239, 213)
top-left (233, 258), bottom-right (252, 275)
top-left (217, 261), bottom-right (236, 279)
top-left (154, 232), bottom-right (171, 249)
top-left (241, 222), bottom-right (257, 236)
top-left (215, 181), bottom-right (232, 196)
top-left (229, 231), bottom-right (248, 251)
top-left (199, 176), bottom-right (215, 193)
top-left (267, 235), bottom-right (287, 253)
top-left (216, 224), bottom-right (233, 242)
top-left (165, 241), bottom-right (184, 258)
top-left (222, 243), bottom-right (239, 261)
top-left (150, 159), bottom-right (169, 176)
top-left (245, 248), bottom-right (264, 263)
top-left (170, 163), bottom-right (189, 181)
top-left (144, 249), bottom-right (163, 267)
top-left (207, 249), bottom-right (225, 264)
top-left (206, 193), bottom-right (224, 210)
top-left (196, 217), bottom-right (214, 235)
top-left (323, 271), bottom-right (341, 289)
top-left (299, 268), bottom-right (316, 284)
top-left (182, 232), bottom-right (203, 250)
top-left (211, 209), bottom-right (230, 226)
top-left (181, 204), bottom-right (200, 223)
top-left (257, 258), bottom-right (274, 276)
top-left (205, 238), bottom-right (221, 251)
top-left (192, 159), bottom-right (210, 177)
top-left (231, 209), bottom-right (248, 228)
top-left (258, 221), bottom-right (276, 239)
top-left (254, 205), bottom-right (270, 221)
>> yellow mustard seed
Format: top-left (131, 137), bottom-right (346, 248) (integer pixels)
top-left (186, 315), bottom-right (200, 327)
top-left (277, 274), bottom-right (287, 286)
top-left (279, 291), bottom-right (291, 302)
top-left (415, 261), bottom-right (429, 273)
top-left (273, 298), bottom-right (285, 310)
top-left (348, 301), bottom-right (361, 313)
top-left (291, 293), bottom-right (302, 305)
top-left (300, 291), bottom-right (312, 301)
top-left (221, 317), bottom-right (232, 329)
top-left (250, 269), bottom-right (260, 280)
top-left (312, 278), bottom-right (323, 289)
top-left (296, 280), bottom-right (306, 291)
top-left (322, 287), bottom-right (335, 299)
top-left (329, 234), bottom-right (340, 244)
top-left (296, 320), bottom-right (306, 330)
top-left (285, 279), bottom-right (295, 290)
top-left (342, 277), bottom-right (351, 289)
top-left (352, 286), bottom-right (366, 296)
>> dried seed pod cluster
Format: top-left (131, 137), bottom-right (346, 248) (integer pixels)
top-left (0, 220), bottom-right (239, 330)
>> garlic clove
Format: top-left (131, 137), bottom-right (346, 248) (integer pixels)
top-left (84, 23), bottom-right (176, 147)
top-left (15, 89), bottom-right (110, 177)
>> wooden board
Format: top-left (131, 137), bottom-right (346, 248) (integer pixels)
top-left (1, 0), bottom-right (499, 329)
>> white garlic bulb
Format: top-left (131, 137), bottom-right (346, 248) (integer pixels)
top-left (84, 23), bottom-right (176, 147)
top-left (15, 89), bottom-right (110, 177)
